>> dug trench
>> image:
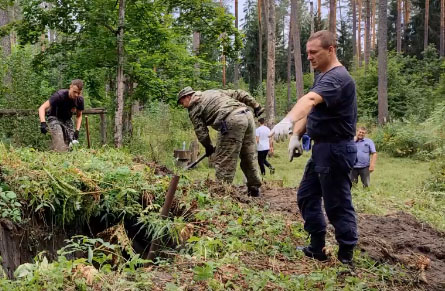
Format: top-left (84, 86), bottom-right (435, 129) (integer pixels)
top-left (0, 160), bottom-right (190, 279)
top-left (220, 181), bottom-right (445, 290)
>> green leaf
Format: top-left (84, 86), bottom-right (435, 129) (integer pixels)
top-left (88, 247), bottom-right (93, 264)
top-left (193, 263), bottom-right (214, 281)
top-left (5, 191), bottom-right (16, 200)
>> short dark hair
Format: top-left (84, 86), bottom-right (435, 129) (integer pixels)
top-left (308, 30), bottom-right (337, 49)
top-left (258, 117), bottom-right (265, 124)
top-left (358, 126), bottom-right (367, 132)
top-left (71, 79), bottom-right (84, 90)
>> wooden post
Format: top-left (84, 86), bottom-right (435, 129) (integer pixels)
top-left (100, 113), bottom-right (106, 145)
top-left (189, 140), bottom-right (199, 163)
top-left (147, 175), bottom-right (180, 261)
top-left (85, 116), bottom-right (91, 148)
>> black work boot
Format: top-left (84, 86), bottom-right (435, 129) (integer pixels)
top-left (338, 244), bottom-right (354, 265)
top-left (269, 167), bottom-right (275, 175)
top-left (298, 233), bottom-right (328, 261)
top-left (247, 186), bottom-right (260, 197)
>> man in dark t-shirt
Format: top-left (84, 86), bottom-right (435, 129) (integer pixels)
top-left (38, 79), bottom-right (85, 151)
top-left (270, 30), bottom-right (358, 265)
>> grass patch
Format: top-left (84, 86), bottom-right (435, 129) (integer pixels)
top-left (188, 139), bottom-right (444, 230)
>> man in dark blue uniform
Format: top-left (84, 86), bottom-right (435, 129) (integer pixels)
top-left (271, 30), bottom-right (358, 264)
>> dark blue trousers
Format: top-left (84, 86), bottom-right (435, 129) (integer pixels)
top-left (297, 141), bottom-right (358, 246)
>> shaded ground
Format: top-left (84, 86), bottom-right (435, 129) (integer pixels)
top-left (359, 212), bottom-right (445, 290)
top-left (248, 182), bottom-right (445, 290)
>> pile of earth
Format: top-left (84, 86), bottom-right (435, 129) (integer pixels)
top-left (207, 181), bottom-right (445, 290)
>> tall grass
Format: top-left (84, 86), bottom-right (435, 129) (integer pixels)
top-left (128, 103), bottom-right (196, 167)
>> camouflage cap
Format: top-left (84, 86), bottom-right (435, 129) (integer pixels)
top-left (177, 87), bottom-right (195, 104)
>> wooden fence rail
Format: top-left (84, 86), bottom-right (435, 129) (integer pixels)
top-left (0, 108), bottom-right (107, 145)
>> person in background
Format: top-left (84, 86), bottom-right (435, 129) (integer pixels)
top-left (38, 79), bottom-right (84, 152)
top-left (256, 118), bottom-right (275, 176)
top-left (350, 127), bottom-right (377, 187)
top-left (177, 86), bottom-right (264, 197)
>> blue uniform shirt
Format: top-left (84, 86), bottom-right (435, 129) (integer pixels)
top-left (354, 138), bottom-right (376, 168)
top-left (306, 66), bottom-right (357, 141)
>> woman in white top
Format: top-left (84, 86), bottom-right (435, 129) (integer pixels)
top-left (255, 118), bottom-right (275, 175)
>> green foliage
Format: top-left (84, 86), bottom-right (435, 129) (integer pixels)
top-left (425, 156), bottom-right (445, 192)
top-left (0, 187), bottom-right (22, 223)
top-left (371, 102), bottom-right (445, 159)
top-left (0, 144), bottom-right (173, 228)
top-left (128, 103), bottom-right (196, 167)
top-left (353, 49), bottom-right (444, 122)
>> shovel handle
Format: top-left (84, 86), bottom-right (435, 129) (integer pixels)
top-left (185, 154), bottom-right (207, 170)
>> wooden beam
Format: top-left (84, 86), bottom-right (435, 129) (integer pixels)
top-left (0, 108), bottom-right (107, 116)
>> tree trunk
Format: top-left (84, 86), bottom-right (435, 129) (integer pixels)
top-left (221, 54), bottom-right (226, 87)
top-left (396, 0), bottom-right (402, 52)
top-left (287, 19), bottom-right (293, 110)
top-left (234, 0), bottom-right (239, 87)
top-left (440, 0), bottom-right (444, 56)
top-left (318, 0), bottom-right (322, 21)
top-left (424, 0), bottom-right (429, 50)
top-left (310, 1), bottom-right (315, 76)
top-left (371, 0), bottom-right (376, 50)
top-left (403, 0), bottom-right (410, 52)
top-left (329, 0), bottom-right (337, 34)
top-left (8, 4), bottom-right (19, 49)
top-left (220, 0), bottom-right (226, 87)
top-left (193, 31), bottom-right (200, 78)
top-left (352, 0), bottom-right (357, 67)
top-left (364, 0), bottom-right (371, 69)
top-left (378, 0), bottom-right (388, 125)
top-left (291, 0), bottom-right (304, 99)
top-left (357, 0), bottom-right (362, 66)
top-left (0, 7), bottom-right (11, 56)
top-left (258, 0), bottom-right (263, 86)
top-left (114, 0), bottom-right (125, 148)
top-left (265, 0), bottom-right (275, 124)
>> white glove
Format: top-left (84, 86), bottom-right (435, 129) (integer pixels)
top-left (270, 117), bottom-right (294, 142)
top-left (288, 134), bottom-right (303, 162)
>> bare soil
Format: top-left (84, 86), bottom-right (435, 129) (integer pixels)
top-left (203, 180), bottom-right (445, 290)
top-left (252, 183), bottom-right (445, 290)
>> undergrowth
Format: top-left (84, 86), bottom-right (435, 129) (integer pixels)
top-left (0, 145), bottom-right (418, 290)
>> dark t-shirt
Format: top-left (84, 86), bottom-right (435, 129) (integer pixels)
top-left (48, 89), bottom-right (84, 121)
top-left (306, 66), bottom-right (357, 141)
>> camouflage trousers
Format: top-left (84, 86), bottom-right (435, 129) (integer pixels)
top-left (47, 116), bottom-right (74, 152)
top-left (214, 108), bottom-right (262, 187)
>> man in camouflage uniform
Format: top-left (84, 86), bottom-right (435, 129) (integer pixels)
top-left (178, 87), bottom-right (264, 196)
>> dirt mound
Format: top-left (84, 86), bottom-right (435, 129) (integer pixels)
top-left (207, 182), bottom-right (445, 290)
top-left (358, 212), bottom-right (445, 290)
top-left (132, 156), bottom-right (174, 175)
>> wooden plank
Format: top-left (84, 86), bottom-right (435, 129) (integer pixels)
top-left (100, 113), bottom-right (107, 145)
top-left (0, 108), bottom-right (107, 116)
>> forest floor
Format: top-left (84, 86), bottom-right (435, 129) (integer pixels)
top-left (0, 143), bottom-right (444, 290)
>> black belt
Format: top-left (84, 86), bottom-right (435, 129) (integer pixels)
top-left (313, 137), bottom-right (353, 144)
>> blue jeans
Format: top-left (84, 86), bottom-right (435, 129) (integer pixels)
top-left (297, 141), bottom-right (358, 246)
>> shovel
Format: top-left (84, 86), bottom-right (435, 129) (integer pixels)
top-left (184, 154), bottom-right (207, 170)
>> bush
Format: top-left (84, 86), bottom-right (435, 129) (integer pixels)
top-left (425, 156), bottom-right (445, 192)
top-left (371, 103), bottom-right (445, 159)
top-left (128, 103), bottom-right (197, 167)
top-left (353, 48), bottom-right (445, 122)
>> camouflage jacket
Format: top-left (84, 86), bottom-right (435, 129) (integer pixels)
top-left (188, 89), bottom-right (260, 144)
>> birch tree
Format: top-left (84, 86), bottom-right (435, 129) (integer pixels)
top-left (114, 0), bottom-right (125, 147)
